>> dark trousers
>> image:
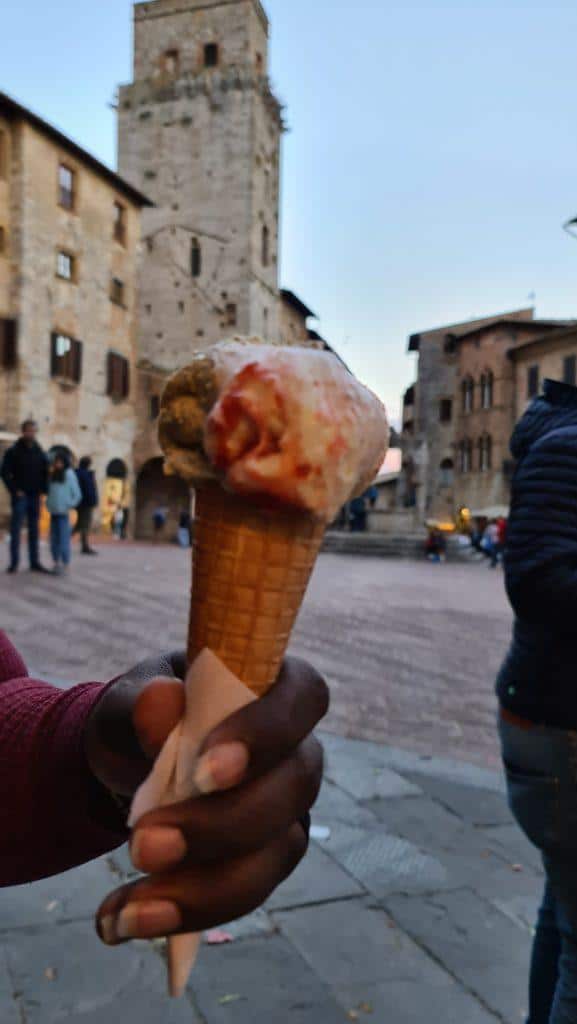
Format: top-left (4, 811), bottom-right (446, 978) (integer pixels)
top-left (9, 493), bottom-right (41, 569)
top-left (73, 507), bottom-right (93, 551)
top-left (500, 716), bottom-right (577, 1022)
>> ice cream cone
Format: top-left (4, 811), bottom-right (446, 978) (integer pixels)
top-left (187, 483), bottom-right (326, 696)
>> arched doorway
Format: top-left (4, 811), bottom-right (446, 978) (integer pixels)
top-left (102, 458), bottom-right (129, 534)
top-left (135, 457), bottom-right (190, 540)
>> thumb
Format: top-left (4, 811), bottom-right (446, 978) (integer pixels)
top-left (133, 677), bottom-right (186, 759)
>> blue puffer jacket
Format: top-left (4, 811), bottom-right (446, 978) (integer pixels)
top-left (497, 379), bottom-right (577, 727)
top-left (46, 468), bottom-right (82, 516)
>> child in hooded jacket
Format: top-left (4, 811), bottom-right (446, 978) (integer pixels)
top-left (46, 455), bottom-right (81, 574)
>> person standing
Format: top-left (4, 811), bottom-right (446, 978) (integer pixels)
top-left (1, 420), bottom-right (49, 574)
top-left (74, 456), bottom-right (99, 555)
top-left (498, 378), bottom-right (577, 1024)
top-left (46, 454), bottom-right (81, 575)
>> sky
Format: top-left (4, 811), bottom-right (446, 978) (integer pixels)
top-left (3, 1), bottom-right (577, 422)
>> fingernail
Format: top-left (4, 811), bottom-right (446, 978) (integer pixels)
top-left (194, 741), bottom-right (250, 795)
top-left (131, 827), bottom-right (187, 872)
top-left (116, 900), bottom-right (181, 940)
top-left (99, 914), bottom-right (117, 945)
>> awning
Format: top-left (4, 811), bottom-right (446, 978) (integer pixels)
top-left (470, 505), bottom-right (509, 519)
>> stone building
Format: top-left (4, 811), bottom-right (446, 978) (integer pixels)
top-left (510, 324), bottom-right (577, 421)
top-left (398, 308), bottom-right (576, 524)
top-left (452, 316), bottom-right (570, 516)
top-left (0, 89), bottom-right (149, 530)
top-left (399, 309), bottom-right (534, 521)
top-left (279, 289), bottom-right (316, 345)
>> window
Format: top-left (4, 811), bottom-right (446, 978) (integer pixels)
top-left (256, 52), bottom-right (263, 73)
top-left (0, 318), bottom-right (17, 369)
top-left (106, 352), bottom-right (130, 401)
top-left (162, 49), bottom-right (180, 75)
top-left (439, 458), bottom-right (454, 489)
top-left (190, 238), bottom-right (201, 278)
top-left (50, 332), bottom-right (82, 383)
top-left (110, 278), bottom-right (125, 306)
top-left (225, 302), bottom-right (237, 327)
top-left (461, 377), bottom-right (474, 414)
top-left (0, 226), bottom-right (5, 254)
top-left (459, 440), bottom-right (473, 474)
top-left (204, 43), bottom-right (219, 67)
top-left (58, 164), bottom-right (76, 210)
top-left (113, 202), bottom-right (127, 246)
top-left (527, 364), bottom-right (539, 399)
top-left (56, 250), bottom-right (75, 281)
top-left (261, 224), bottom-right (270, 267)
top-left (150, 394), bottom-right (161, 420)
top-left (480, 370), bottom-right (494, 410)
top-left (478, 434), bottom-right (493, 472)
top-left (563, 355), bottom-right (577, 387)
top-left (0, 131), bottom-right (6, 179)
top-left (439, 398), bottom-right (452, 423)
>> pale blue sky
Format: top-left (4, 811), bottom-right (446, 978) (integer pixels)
top-left (3, 1), bottom-right (577, 420)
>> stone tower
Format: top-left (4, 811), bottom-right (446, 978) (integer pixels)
top-left (117, 0), bottom-right (283, 374)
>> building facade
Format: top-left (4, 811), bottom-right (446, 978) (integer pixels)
top-left (511, 325), bottom-right (577, 421)
top-left (0, 91), bottom-right (148, 530)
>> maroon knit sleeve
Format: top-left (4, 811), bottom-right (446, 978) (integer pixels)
top-left (0, 632), bottom-right (128, 886)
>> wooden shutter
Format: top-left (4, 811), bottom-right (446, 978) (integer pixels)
top-left (72, 339), bottom-right (83, 383)
top-left (50, 332), bottom-right (59, 377)
top-left (122, 358), bottom-right (130, 399)
top-left (0, 319), bottom-right (17, 369)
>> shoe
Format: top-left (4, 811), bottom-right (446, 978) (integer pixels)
top-left (6, 566), bottom-right (17, 574)
top-left (81, 548), bottom-right (99, 556)
top-left (52, 565), bottom-right (63, 576)
top-left (30, 564), bottom-right (51, 574)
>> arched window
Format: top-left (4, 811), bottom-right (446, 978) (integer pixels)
top-left (480, 370), bottom-right (494, 410)
top-left (261, 224), bottom-right (270, 267)
top-left (190, 238), bottom-right (201, 278)
top-left (479, 434), bottom-right (493, 472)
top-left (439, 458), bottom-right (454, 488)
top-left (459, 440), bottom-right (473, 474)
top-left (461, 376), bottom-right (474, 414)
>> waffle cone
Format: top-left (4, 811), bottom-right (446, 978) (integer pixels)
top-left (187, 484), bottom-right (325, 696)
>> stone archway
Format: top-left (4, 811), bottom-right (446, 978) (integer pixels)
top-left (135, 457), bottom-right (190, 540)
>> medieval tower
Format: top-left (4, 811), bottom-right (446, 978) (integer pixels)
top-left (117, 0), bottom-right (284, 534)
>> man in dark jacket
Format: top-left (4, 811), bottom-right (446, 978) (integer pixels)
top-left (74, 456), bottom-right (99, 555)
top-left (498, 378), bottom-right (577, 1024)
top-left (1, 420), bottom-right (49, 573)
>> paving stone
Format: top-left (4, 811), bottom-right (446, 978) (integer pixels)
top-left (266, 841), bottom-right (363, 910)
top-left (402, 773), bottom-right (513, 826)
top-left (312, 778), bottom-right (380, 831)
top-left (321, 733), bottom-right (421, 801)
top-left (190, 934), bottom-right (346, 1023)
top-left (4, 920), bottom-right (197, 1022)
top-left (385, 888), bottom-right (532, 1023)
top-left (482, 823), bottom-right (543, 874)
top-left (215, 909), bottom-right (274, 942)
top-left (0, 945), bottom-right (19, 1023)
top-left (0, 856), bottom-right (116, 930)
top-left (322, 823), bottom-right (449, 896)
top-left (275, 900), bottom-right (497, 1024)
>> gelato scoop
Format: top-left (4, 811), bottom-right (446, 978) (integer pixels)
top-left (159, 337), bottom-right (389, 521)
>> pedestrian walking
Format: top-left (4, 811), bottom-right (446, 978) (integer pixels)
top-left (74, 456), bottom-right (99, 555)
top-left (0, 419), bottom-right (50, 574)
top-left (483, 520), bottom-right (500, 568)
top-left (349, 494), bottom-right (367, 533)
top-left (152, 504), bottom-right (168, 540)
top-left (46, 454), bottom-right (82, 575)
top-left (498, 378), bottom-right (577, 1024)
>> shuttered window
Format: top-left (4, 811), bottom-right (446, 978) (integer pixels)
top-left (107, 351), bottom-right (130, 401)
top-left (0, 319), bottom-right (17, 369)
top-left (50, 332), bottom-right (82, 383)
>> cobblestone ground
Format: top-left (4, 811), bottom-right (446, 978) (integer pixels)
top-left (1, 542), bottom-right (512, 768)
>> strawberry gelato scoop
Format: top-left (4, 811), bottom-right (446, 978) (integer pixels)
top-left (159, 337), bottom-right (389, 521)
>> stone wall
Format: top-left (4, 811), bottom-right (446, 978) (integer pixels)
top-left (513, 332), bottom-right (577, 420)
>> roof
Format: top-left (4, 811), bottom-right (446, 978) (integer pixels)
top-left (280, 289), bottom-right (317, 321)
top-left (0, 90), bottom-right (153, 208)
top-left (456, 317), bottom-right (576, 345)
top-left (407, 308), bottom-right (534, 352)
top-left (508, 323), bottom-right (577, 358)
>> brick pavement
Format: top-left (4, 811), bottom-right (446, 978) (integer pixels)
top-left (1, 542), bottom-right (512, 768)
